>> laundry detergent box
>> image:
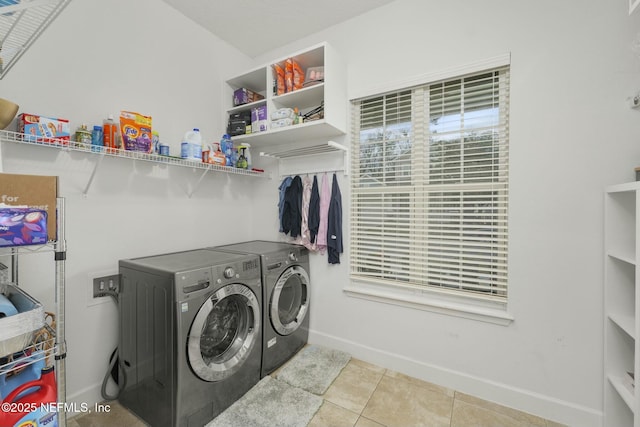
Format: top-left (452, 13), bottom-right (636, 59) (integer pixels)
top-left (120, 110), bottom-right (153, 152)
top-left (0, 207), bottom-right (47, 247)
top-left (0, 173), bottom-right (58, 242)
top-left (18, 113), bottom-right (70, 144)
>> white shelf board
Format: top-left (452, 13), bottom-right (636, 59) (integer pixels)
top-left (609, 313), bottom-right (636, 340)
top-left (230, 119), bottom-right (344, 147)
top-left (609, 374), bottom-right (635, 412)
top-left (608, 251), bottom-right (637, 266)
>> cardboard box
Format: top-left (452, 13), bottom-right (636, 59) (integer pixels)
top-left (227, 111), bottom-right (252, 136)
top-left (251, 106), bottom-right (268, 133)
top-left (18, 113), bottom-right (70, 144)
top-left (0, 173), bottom-right (58, 242)
top-left (233, 88), bottom-right (264, 106)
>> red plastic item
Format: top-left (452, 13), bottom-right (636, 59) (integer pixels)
top-left (0, 367), bottom-right (57, 427)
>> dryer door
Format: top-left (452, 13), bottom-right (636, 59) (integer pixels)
top-left (187, 283), bottom-right (260, 382)
top-left (270, 265), bottom-right (309, 336)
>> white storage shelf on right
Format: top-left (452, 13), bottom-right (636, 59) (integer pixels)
top-left (223, 42), bottom-right (347, 148)
top-left (604, 182), bottom-right (640, 427)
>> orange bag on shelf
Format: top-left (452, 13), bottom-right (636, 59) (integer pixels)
top-left (293, 60), bottom-right (305, 91)
top-left (273, 64), bottom-right (285, 96)
top-left (285, 58), bottom-right (293, 93)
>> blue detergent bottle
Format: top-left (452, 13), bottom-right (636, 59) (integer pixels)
top-left (0, 351), bottom-right (46, 400)
top-left (221, 134), bottom-right (235, 167)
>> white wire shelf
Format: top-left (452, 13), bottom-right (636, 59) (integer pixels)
top-left (0, 242), bottom-right (56, 255)
top-left (0, 0), bottom-right (72, 79)
top-left (0, 323), bottom-right (56, 376)
top-left (0, 129), bottom-right (268, 196)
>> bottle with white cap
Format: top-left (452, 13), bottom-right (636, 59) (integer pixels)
top-left (181, 128), bottom-right (202, 161)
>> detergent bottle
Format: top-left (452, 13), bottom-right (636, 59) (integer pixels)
top-left (181, 128), bottom-right (203, 161)
top-left (0, 366), bottom-right (57, 427)
top-left (236, 146), bottom-right (248, 169)
top-left (220, 134), bottom-right (235, 167)
top-left (238, 143), bottom-right (252, 170)
top-left (0, 351), bottom-right (46, 400)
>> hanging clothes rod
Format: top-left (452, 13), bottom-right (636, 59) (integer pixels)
top-left (259, 140), bottom-right (348, 159)
top-left (261, 141), bottom-right (349, 176)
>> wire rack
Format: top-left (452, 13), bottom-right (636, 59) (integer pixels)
top-left (0, 322), bottom-right (56, 376)
top-left (0, 129), bottom-right (267, 177)
top-left (0, 0), bottom-right (72, 79)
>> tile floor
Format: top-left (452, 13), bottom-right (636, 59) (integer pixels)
top-left (68, 357), bottom-right (567, 427)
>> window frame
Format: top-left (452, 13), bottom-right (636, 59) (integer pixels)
top-left (346, 55), bottom-right (513, 325)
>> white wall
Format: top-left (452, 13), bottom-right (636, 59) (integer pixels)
top-left (2, 0), bottom-right (640, 425)
top-left (250, 1), bottom-right (640, 426)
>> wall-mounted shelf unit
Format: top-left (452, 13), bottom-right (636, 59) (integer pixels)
top-left (0, 0), bottom-right (72, 79)
top-left (0, 130), bottom-right (268, 196)
top-left (604, 181), bottom-right (640, 427)
top-left (224, 41), bottom-right (347, 150)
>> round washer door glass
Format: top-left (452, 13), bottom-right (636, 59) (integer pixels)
top-left (270, 265), bottom-right (309, 336)
top-left (187, 283), bottom-right (260, 382)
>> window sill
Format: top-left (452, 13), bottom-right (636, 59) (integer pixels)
top-left (344, 281), bottom-right (514, 326)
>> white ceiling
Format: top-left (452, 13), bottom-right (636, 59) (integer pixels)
top-left (160, 0), bottom-right (396, 58)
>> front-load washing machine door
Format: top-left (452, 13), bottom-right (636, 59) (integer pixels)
top-left (270, 265), bottom-right (309, 336)
top-left (187, 283), bottom-right (260, 382)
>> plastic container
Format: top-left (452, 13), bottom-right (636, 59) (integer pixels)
top-left (181, 128), bottom-right (202, 161)
top-left (0, 366), bottom-right (57, 427)
top-left (74, 124), bottom-right (92, 147)
top-left (102, 115), bottom-right (117, 152)
top-left (237, 144), bottom-right (252, 169)
top-left (152, 131), bottom-right (160, 154)
top-left (0, 351), bottom-right (45, 399)
top-left (91, 125), bottom-right (103, 153)
top-left (220, 134), bottom-right (234, 167)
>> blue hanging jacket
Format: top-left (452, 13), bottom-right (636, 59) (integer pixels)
top-left (278, 176), bottom-right (293, 232)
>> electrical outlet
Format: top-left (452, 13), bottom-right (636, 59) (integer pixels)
top-left (93, 274), bottom-right (120, 299)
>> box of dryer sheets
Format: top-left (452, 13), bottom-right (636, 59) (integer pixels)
top-left (0, 207), bottom-right (48, 247)
top-left (0, 173), bottom-right (58, 242)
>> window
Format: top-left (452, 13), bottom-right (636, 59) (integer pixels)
top-left (349, 64), bottom-right (510, 321)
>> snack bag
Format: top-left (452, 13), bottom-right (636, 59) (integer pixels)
top-left (293, 60), bottom-right (305, 91)
top-left (285, 59), bottom-right (293, 93)
top-left (273, 64), bottom-right (285, 96)
top-left (119, 111), bottom-right (153, 152)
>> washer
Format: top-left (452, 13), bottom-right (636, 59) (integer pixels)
top-left (118, 249), bottom-right (262, 427)
top-left (211, 241), bottom-right (310, 377)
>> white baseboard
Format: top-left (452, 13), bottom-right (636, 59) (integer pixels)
top-left (308, 329), bottom-right (602, 427)
top-left (65, 381), bottom-right (110, 420)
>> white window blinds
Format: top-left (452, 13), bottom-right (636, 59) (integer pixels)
top-left (350, 66), bottom-right (510, 302)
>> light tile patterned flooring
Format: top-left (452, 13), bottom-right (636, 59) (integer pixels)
top-left (69, 357), bottom-right (567, 427)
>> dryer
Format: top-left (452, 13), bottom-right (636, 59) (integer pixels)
top-left (118, 249), bottom-right (262, 427)
top-left (211, 241), bottom-right (310, 377)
